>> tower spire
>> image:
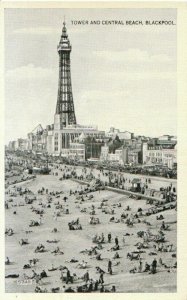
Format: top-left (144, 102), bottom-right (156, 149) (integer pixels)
top-left (62, 19), bottom-right (68, 38)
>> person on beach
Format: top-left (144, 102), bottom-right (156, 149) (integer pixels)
top-left (115, 237), bottom-right (119, 246)
top-left (151, 259), bottom-right (157, 274)
top-left (108, 233), bottom-right (112, 243)
top-left (99, 271), bottom-right (104, 284)
top-left (108, 260), bottom-right (112, 275)
top-left (66, 269), bottom-right (71, 284)
top-left (83, 270), bottom-right (89, 283)
top-left (138, 259), bottom-right (143, 273)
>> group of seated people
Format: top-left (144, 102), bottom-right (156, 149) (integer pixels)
top-left (92, 233), bottom-right (105, 243)
top-left (63, 281), bottom-right (116, 293)
top-left (31, 269), bottom-right (47, 280)
top-left (5, 228), bottom-right (14, 236)
top-left (51, 246), bottom-right (64, 255)
top-left (35, 244), bottom-right (45, 252)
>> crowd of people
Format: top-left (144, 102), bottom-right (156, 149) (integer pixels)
top-left (5, 155), bottom-right (177, 293)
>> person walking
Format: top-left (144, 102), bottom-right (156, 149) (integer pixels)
top-left (108, 232), bottom-right (112, 243)
top-left (115, 236), bottom-right (119, 246)
top-left (108, 260), bottom-right (112, 275)
top-left (151, 258), bottom-right (157, 274)
top-left (84, 270), bottom-right (90, 283)
top-left (66, 269), bottom-right (71, 284)
top-left (138, 258), bottom-right (143, 273)
top-left (99, 271), bottom-right (104, 284)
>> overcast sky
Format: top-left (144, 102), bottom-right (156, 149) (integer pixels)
top-left (4, 8), bottom-right (177, 144)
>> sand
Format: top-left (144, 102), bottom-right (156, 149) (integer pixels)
top-left (5, 171), bottom-right (177, 293)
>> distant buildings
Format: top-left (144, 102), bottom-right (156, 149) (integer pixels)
top-left (8, 141), bottom-right (17, 151)
top-left (106, 127), bottom-right (134, 140)
top-left (27, 124), bottom-right (47, 154)
top-left (8, 138), bottom-right (29, 152)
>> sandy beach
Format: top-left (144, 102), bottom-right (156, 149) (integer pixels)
top-left (5, 169), bottom-right (177, 293)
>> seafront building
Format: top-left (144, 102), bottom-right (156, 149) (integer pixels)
top-left (142, 136), bottom-right (177, 168)
top-left (100, 135), bottom-right (177, 168)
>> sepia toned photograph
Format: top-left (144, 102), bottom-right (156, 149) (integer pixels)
top-left (4, 6), bottom-right (178, 293)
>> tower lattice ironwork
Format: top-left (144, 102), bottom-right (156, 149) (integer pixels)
top-left (56, 22), bottom-right (76, 127)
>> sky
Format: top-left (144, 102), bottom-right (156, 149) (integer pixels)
top-left (4, 8), bottom-right (177, 144)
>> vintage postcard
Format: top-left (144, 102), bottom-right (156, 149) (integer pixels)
top-left (1, 1), bottom-right (187, 298)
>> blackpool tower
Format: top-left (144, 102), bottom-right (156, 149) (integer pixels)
top-left (55, 22), bottom-right (76, 128)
